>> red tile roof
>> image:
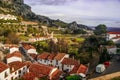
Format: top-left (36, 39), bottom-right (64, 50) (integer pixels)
top-left (50, 69), bottom-right (62, 80)
top-left (29, 63), bottom-right (54, 76)
top-left (106, 45), bottom-right (116, 49)
top-left (69, 64), bottom-right (80, 74)
top-left (54, 53), bottom-right (66, 61)
top-left (22, 44), bottom-right (35, 50)
top-left (6, 51), bottom-right (22, 58)
top-left (0, 62), bottom-right (9, 73)
top-left (24, 61), bottom-right (32, 67)
top-left (10, 45), bottom-right (18, 48)
top-left (48, 54), bottom-right (56, 60)
top-left (22, 72), bottom-right (36, 80)
top-left (29, 53), bottom-right (38, 59)
top-left (38, 52), bottom-right (49, 59)
top-left (61, 58), bottom-right (79, 65)
top-left (108, 32), bottom-right (120, 34)
top-left (8, 61), bottom-right (26, 73)
top-left (77, 64), bottom-right (88, 74)
top-left (22, 72), bottom-right (46, 80)
top-left (112, 36), bottom-right (120, 39)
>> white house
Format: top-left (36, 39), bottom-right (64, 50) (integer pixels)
top-left (7, 61), bottom-right (27, 80)
top-left (53, 53), bottom-right (69, 70)
top-left (106, 46), bottom-right (117, 54)
top-left (29, 36), bottom-right (49, 42)
top-left (22, 44), bottom-right (37, 54)
top-left (107, 32), bottom-right (120, 43)
top-left (23, 63), bottom-right (62, 80)
top-left (6, 51), bottom-right (23, 63)
top-left (61, 58), bottom-right (79, 72)
top-left (0, 61), bottom-right (27, 80)
top-left (77, 64), bottom-right (88, 76)
top-left (9, 46), bottom-right (19, 53)
top-left (47, 54), bottom-right (56, 66)
top-left (0, 14), bottom-right (17, 20)
top-left (0, 62), bottom-right (9, 80)
top-left (37, 53), bottom-right (50, 65)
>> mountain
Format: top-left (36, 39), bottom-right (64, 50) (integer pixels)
top-left (68, 21), bottom-right (91, 30)
top-left (0, 0), bottom-right (51, 23)
top-left (107, 27), bottom-right (120, 32)
top-left (0, 0), bottom-right (91, 31)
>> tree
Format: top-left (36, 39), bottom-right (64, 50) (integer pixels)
top-left (79, 35), bottom-right (99, 58)
top-left (94, 24), bottom-right (107, 35)
top-left (99, 47), bottom-right (111, 63)
top-left (66, 75), bottom-right (82, 80)
top-left (48, 39), bottom-right (58, 53)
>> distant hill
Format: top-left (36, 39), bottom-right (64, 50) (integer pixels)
top-left (107, 27), bottom-right (120, 32)
top-left (0, 0), bottom-right (91, 32)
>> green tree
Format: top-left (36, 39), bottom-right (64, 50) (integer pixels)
top-left (94, 24), bottom-right (107, 35)
top-left (99, 47), bottom-right (111, 63)
top-left (66, 75), bottom-right (82, 80)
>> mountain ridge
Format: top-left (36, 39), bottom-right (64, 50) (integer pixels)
top-left (0, 0), bottom-right (91, 31)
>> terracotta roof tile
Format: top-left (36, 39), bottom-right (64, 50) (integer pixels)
top-left (77, 64), bottom-right (88, 74)
top-left (108, 32), bottom-right (120, 34)
top-left (0, 62), bottom-right (9, 73)
top-left (22, 72), bottom-right (46, 80)
top-left (22, 44), bottom-right (35, 50)
top-left (54, 53), bottom-right (66, 61)
top-left (61, 58), bottom-right (79, 65)
top-left (48, 54), bottom-right (56, 60)
top-left (6, 51), bottom-right (22, 58)
top-left (69, 64), bottom-right (80, 74)
top-left (22, 72), bottom-right (36, 80)
top-left (50, 69), bottom-right (62, 80)
top-left (51, 70), bottom-right (62, 80)
top-left (29, 63), bottom-right (54, 76)
top-left (112, 36), bottom-right (120, 39)
top-left (106, 46), bottom-right (116, 49)
top-left (29, 53), bottom-right (38, 59)
top-left (8, 61), bottom-right (26, 73)
top-left (24, 61), bottom-right (32, 67)
top-left (38, 53), bottom-right (49, 59)
top-left (10, 45), bottom-right (18, 48)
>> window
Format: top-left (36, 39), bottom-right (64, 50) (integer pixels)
top-left (50, 60), bottom-right (52, 63)
top-left (19, 70), bottom-right (21, 74)
top-left (11, 77), bottom-right (13, 80)
top-left (67, 65), bottom-right (69, 67)
top-left (5, 72), bottom-right (8, 78)
top-left (44, 60), bottom-right (46, 63)
top-left (15, 72), bottom-right (17, 74)
top-left (56, 60), bottom-right (58, 65)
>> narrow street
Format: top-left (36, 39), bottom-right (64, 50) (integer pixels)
top-left (19, 46), bottom-right (37, 63)
top-left (89, 54), bottom-right (120, 79)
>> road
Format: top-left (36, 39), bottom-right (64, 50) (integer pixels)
top-left (19, 46), bottom-right (37, 63)
top-left (89, 54), bottom-right (120, 78)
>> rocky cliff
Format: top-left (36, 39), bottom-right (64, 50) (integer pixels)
top-left (0, 0), bottom-right (91, 31)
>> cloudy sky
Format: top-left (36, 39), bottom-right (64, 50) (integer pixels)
top-left (24, 0), bottom-right (120, 27)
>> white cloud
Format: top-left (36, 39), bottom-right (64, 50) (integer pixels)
top-left (24, 0), bottom-right (120, 27)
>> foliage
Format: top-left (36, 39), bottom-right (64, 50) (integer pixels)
top-left (117, 49), bottom-right (120, 53)
top-left (73, 29), bottom-right (86, 34)
top-left (66, 75), bottom-right (82, 80)
top-left (53, 20), bottom-right (68, 28)
top-left (116, 43), bottom-right (120, 48)
top-left (99, 47), bottom-right (111, 63)
top-left (33, 41), bottom-right (49, 53)
top-left (94, 24), bottom-right (107, 35)
top-left (106, 40), bottom-right (115, 46)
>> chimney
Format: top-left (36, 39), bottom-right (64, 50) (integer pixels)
top-left (11, 67), bottom-right (14, 72)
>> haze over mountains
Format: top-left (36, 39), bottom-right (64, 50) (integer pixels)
top-left (24, 0), bottom-right (120, 27)
top-left (0, 0), bottom-right (120, 28)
